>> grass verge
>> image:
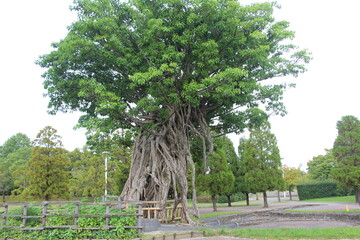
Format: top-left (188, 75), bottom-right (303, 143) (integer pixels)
top-left (208, 227), bottom-right (360, 239)
top-left (301, 195), bottom-right (355, 203)
top-left (285, 209), bottom-right (360, 213)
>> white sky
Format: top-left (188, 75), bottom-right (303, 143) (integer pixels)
top-left (0, 0), bottom-right (359, 170)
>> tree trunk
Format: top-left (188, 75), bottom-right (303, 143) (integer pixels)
top-left (211, 195), bottom-right (217, 212)
top-left (256, 193), bottom-right (259, 200)
top-left (277, 190), bottom-right (281, 202)
top-left (227, 195), bottom-right (232, 207)
top-left (289, 189), bottom-right (293, 200)
top-left (120, 106), bottom-right (211, 224)
top-left (355, 189), bottom-right (360, 204)
top-left (2, 189), bottom-right (5, 203)
top-left (246, 193), bottom-right (249, 206)
top-left (263, 191), bottom-right (268, 208)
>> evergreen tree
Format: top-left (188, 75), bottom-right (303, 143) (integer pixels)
top-left (332, 115), bottom-right (360, 204)
top-left (68, 149), bottom-right (105, 198)
top-left (237, 137), bottom-right (252, 206)
top-left (222, 136), bottom-right (240, 207)
top-left (242, 121), bottom-right (284, 207)
top-left (22, 126), bottom-right (70, 201)
top-left (197, 137), bottom-right (235, 211)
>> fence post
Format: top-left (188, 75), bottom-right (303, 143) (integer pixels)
top-left (22, 204), bottom-right (28, 227)
top-left (42, 202), bottom-right (48, 226)
top-left (137, 202), bottom-right (143, 235)
top-left (105, 203), bottom-right (110, 229)
top-left (74, 202), bottom-right (79, 229)
top-left (3, 204), bottom-right (8, 226)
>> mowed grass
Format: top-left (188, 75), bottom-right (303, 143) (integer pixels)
top-left (207, 227), bottom-right (360, 239)
top-left (285, 209), bottom-right (360, 213)
top-left (301, 195), bottom-right (356, 203)
top-left (195, 211), bottom-right (244, 219)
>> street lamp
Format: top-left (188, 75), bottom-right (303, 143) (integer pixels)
top-left (103, 151), bottom-right (110, 196)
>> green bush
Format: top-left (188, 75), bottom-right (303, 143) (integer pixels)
top-left (197, 195), bottom-right (212, 203)
top-left (297, 180), bottom-right (351, 200)
top-left (0, 204), bottom-right (138, 240)
top-left (217, 193), bottom-right (246, 203)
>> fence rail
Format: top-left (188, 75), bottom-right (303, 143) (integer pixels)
top-left (103, 196), bottom-right (184, 222)
top-left (0, 200), bottom-right (143, 233)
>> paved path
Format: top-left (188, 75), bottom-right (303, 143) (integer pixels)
top-left (144, 197), bottom-right (360, 239)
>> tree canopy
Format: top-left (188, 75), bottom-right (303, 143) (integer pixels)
top-left (22, 126), bottom-right (70, 201)
top-left (307, 149), bottom-right (336, 181)
top-left (332, 115), bottom-right (360, 204)
top-left (242, 121), bottom-right (284, 207)
top-left (37, 0), bottom-right (310, 222)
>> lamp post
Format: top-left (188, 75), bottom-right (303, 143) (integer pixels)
top-left (103, 151), bottom-right (110, 196)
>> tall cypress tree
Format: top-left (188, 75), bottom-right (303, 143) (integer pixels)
top-left (22, 126), bottom-right (70, 201)
top-left (332, 115), bottom-right (360, 204)
top-left (242, 121), bottom-right (284, 207)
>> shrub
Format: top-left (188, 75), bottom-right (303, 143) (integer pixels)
top-left (297, 180), bottom-right (351, 200)
top-left (0, 204), bottom-right (138, 240)
top-left (197, 195), bottom-right (212, 203)
top-left (217, 193), bottom-right (246, 203)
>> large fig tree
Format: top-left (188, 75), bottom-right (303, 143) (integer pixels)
top-left (37, 0), bottom-right (310, 223)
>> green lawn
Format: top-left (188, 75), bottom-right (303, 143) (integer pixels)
top-left (206, 227), bottom-right (360, 239)
top-left (301, 195), bottom-right (356, 203)
top-left (285, 209), bottom-right (360, 213)
top-left (195, 211), bottom-right (244, 219)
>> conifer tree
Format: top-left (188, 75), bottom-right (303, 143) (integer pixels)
top-left (197, 136), bottom-right (235, 211)
top-left (22, 126), bottom-right (70, 201)
top-left (242, 121), bottom-right (284, 207)
top-left (332, 115), bottom-right (360, 204)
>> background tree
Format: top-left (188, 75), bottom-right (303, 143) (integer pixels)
top-left (0, 133), bottom-right (31, 202)
top-left (307, 149), bottom-right (337, 181)
top-left (219, 136), bottom-right (239, 207)
top-left (283, 165), bottom-right (304, 200)
top-left (22, 126), bottom-right (70, 201)
top-left (197, 137), bottom-right (235, 211)
top-left (37, 0), bottom-right (310, 222)
top-left (68, 149), bottom-right (105, 198)
top-left (6, 147), bottom-right (32, 195)
top-left (237, 137), bottom-right (252, 206)
top-left (242, 121), bottom-right (284, 207)
top-left (86, 129), bottom-right (133, 195)
top-left (332, 115), bottom-right (360, 204)
top-left (0, 133), bottom-right (31, 159)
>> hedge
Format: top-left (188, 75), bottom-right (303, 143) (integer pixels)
top-left (297, 180), bottom-right (352, 200)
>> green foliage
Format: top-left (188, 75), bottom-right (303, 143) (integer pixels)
top-left (22, 126), bottom-right (70, 201)
top-left (242, 122), bottom-right (284, 194)
top-left (283, 165), bottom-right (304, 191)
top-left (307, 149), bottom-right (337, 181)
top-left (197, 137), bottom-right (235, 197)
top-left (37, 0), bottom-right (310, 146)
top-left (296, 180), bottom-right (352, 200)
top-left (0, 205), bottom-right (138, 240)
top-left (217, 193), bottom-right (245, 203)
top-left (0, 133), bottom-right (31, 159)
top-left (68, 149), bottom-right (105, 198)
top-left (0, 133), bottom-right (31, 198)
top-left (332, 115), bottom-right (360, 194)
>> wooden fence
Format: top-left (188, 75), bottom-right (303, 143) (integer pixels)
top-left (0, 200), bottom-right (143, 233)
top-left (142, 201), bottom-right (184, 222)
top-left (103, 196), bottom-right (184, 222)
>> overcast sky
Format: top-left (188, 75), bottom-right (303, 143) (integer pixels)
top-left (1, 0), bottom-right (359, 170)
